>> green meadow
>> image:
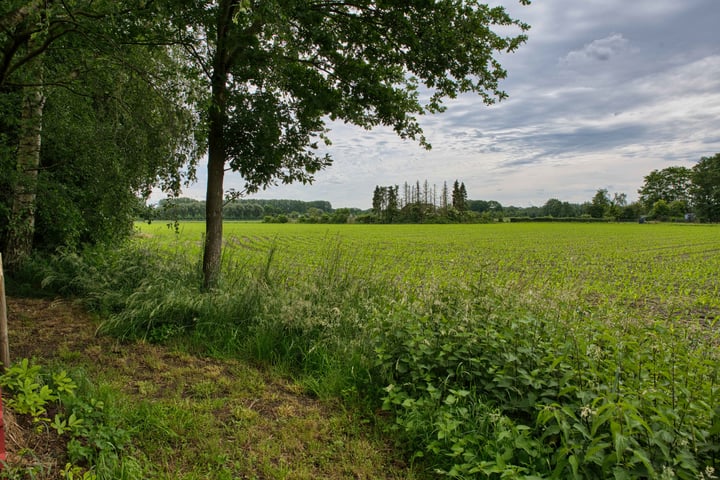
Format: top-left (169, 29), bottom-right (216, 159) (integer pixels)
top-left (136, 221), bottom-right (719, 323)
top-left (26, 222), bottom-right (720, 478)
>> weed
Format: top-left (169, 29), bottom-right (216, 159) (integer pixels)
top-left (1, 360), bottom-right (140, 479)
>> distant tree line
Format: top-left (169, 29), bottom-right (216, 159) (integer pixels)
top-left (363, 179), bottom-right (584, 223)
top-left (363, 154), bottom-right (720, 224)
top-left (363, 180), bottom-right (476, 223)
top-left (635, 154), bottom-right (720, 222)
top-left (575, 154), bottom-right (720, 223)
top-left (150, 198), bottom-right (334, 221)
top-left (146, 153), bottom-right (720, 226)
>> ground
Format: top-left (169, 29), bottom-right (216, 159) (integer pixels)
top-left (2, 297), bottom-right (417, 479)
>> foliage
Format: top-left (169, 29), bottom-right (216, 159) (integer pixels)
top-left (638, 166), bottom-right (693, 211)
top-left (370, 180), bottom-right (478, 224)
top-left (183, 0), bottom-right (529, 194)
top-left (651, 199), bottom-right (670, 221)
top-left (151, 197), bottom-right (334, 221)
top-left (0, 0), bottom-right (202, 262)
top-left (0, 359), bottom-right (135, 479)
top-left (587, 189), bottom-right (611, 218)
top-left (373, 296), bottom-right (720, 478)
top-left (25, 221), bottom-right (720, 478)
top-left (541, 198), bottom-right (580, 218)
top-left (690, 153), bottom-right (720, 222)
top-left (0, 87), bottom-right (21, 250)
top-left (451, 180), bottom-right (468, 213)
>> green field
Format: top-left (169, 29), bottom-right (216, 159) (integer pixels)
top-left (136, 221), bottom-right (720, 324)
top-left (85, 222), bottom-right (720, 477)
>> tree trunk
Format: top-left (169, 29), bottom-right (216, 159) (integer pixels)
top-left (202, 1), bottom-right (232, 289)
top-left (202, 98), bottom-right (226, 289)
top-left (4, 80), bottom-right (44, 270)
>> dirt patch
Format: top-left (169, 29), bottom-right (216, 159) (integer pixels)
top-left (7, 297), bottom-right (103, 360)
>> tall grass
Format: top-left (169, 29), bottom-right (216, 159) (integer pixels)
top-left (20, 230), bottom-right (720, 479)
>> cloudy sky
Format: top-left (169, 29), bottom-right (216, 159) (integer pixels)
top-left (177, 0), bottom-right (720, 209)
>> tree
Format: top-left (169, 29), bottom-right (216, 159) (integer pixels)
top-left (402, 182), bottom-right (410, 208)
top-left (607, 192), bottom-right (627, 219)
top-left (459, 183), bottom-right (468, 212)
top-left (449, 180), bottom-right (469, 218)
top-left (1, 0), bottom-right (199, 266)
top-left (668, 200), bottom-right (687, 218)
top-left (587, 189), bottom-right (610, 218)
top-left (690, 153), bottom-right (720, 222)
top-left (543, 198), bottom-right (563, 217)
top-left (173, 1), bottom-right (530, 287)
top-left (651, 199), bottom-right (670, 221)
top-left (3, 58), bottom-right (43, 267)
top-left (638, 166), bottom-right (692, 212)
top-left (619, 202), bottom-right (642, 221)
top-left (440, 181), bottom-right (449, 213)
top-left (386, 186), bottom-right (399, 223)
top-left (372, 186), bottom-right (384, 217)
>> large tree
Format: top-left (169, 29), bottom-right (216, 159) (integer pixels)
top-left (637, 166), bottom-right (692, 212)
top-left (171, 0), bottom-right (530, 287)
top-left (690, 153), bottom-right (720, 222)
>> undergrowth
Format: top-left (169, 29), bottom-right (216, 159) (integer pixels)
top-left (15, 238), bottom-right (720, 479)
top-left (0, 360), bottom-right (140, 479)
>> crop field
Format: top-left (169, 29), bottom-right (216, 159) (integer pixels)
top-left (136, 221), bottom-right (719, 324)
top-left (125, 221), bottom-right (720, 478)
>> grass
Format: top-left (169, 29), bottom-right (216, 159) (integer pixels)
top-left (4, 298), bottom-right (420, 479)
top-left (134, 221), bottom-right (720, 323)
top-left (6, 221), bottom-right (720, 478)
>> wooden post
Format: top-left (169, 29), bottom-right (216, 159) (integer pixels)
top-left (0, 253), bottom-right (9, 371)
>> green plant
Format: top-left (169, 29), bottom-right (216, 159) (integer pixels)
top-left (1, 360), bottom-right (138, 478)
top-left (61, 463), bottom-right (97, 480)
top-left (0, 358), bottom-right (74, 419)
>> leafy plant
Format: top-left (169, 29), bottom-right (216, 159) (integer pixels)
top-left (1, 360), bottom-right (136, 478)
top-left (0, 358), bottom-right (70, 419)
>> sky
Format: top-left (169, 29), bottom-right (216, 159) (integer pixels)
top-left (172, 0), bottom-right (720, 210)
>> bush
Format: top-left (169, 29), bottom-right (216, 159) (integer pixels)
top-left (370, 292), bottom-right (720, 477)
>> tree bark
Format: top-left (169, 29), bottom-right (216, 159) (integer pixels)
top-left (202, 1), bottom-right (232, 289)
top-left (202, 93), bottom-right (226, 289)
top-left (4, 78), bottom-right (44, 270)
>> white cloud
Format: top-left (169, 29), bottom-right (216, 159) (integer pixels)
top-left (562, 33), bottom-right (629, 65)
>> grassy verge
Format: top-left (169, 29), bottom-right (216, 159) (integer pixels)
top-left (3, 297), bottom-right (420, 479)
top-left (7, 223), bottom-right (720, 478)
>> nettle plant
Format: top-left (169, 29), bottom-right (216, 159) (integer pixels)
top-left (0, 359), bottom-right (129, 476)
top-left (1, 359), bottom-right (77, 426)
top-left (371, 291), bottom-right (720, 479)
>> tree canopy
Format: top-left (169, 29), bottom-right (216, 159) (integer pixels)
top-left (637, 166), bottom-right (692, 210)
top-left (690, 153), bottom-right (720, 222)
top-left (0, 0), bottom-right (202, 264)
top-left (168, 0), bottom-right (530, 286)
